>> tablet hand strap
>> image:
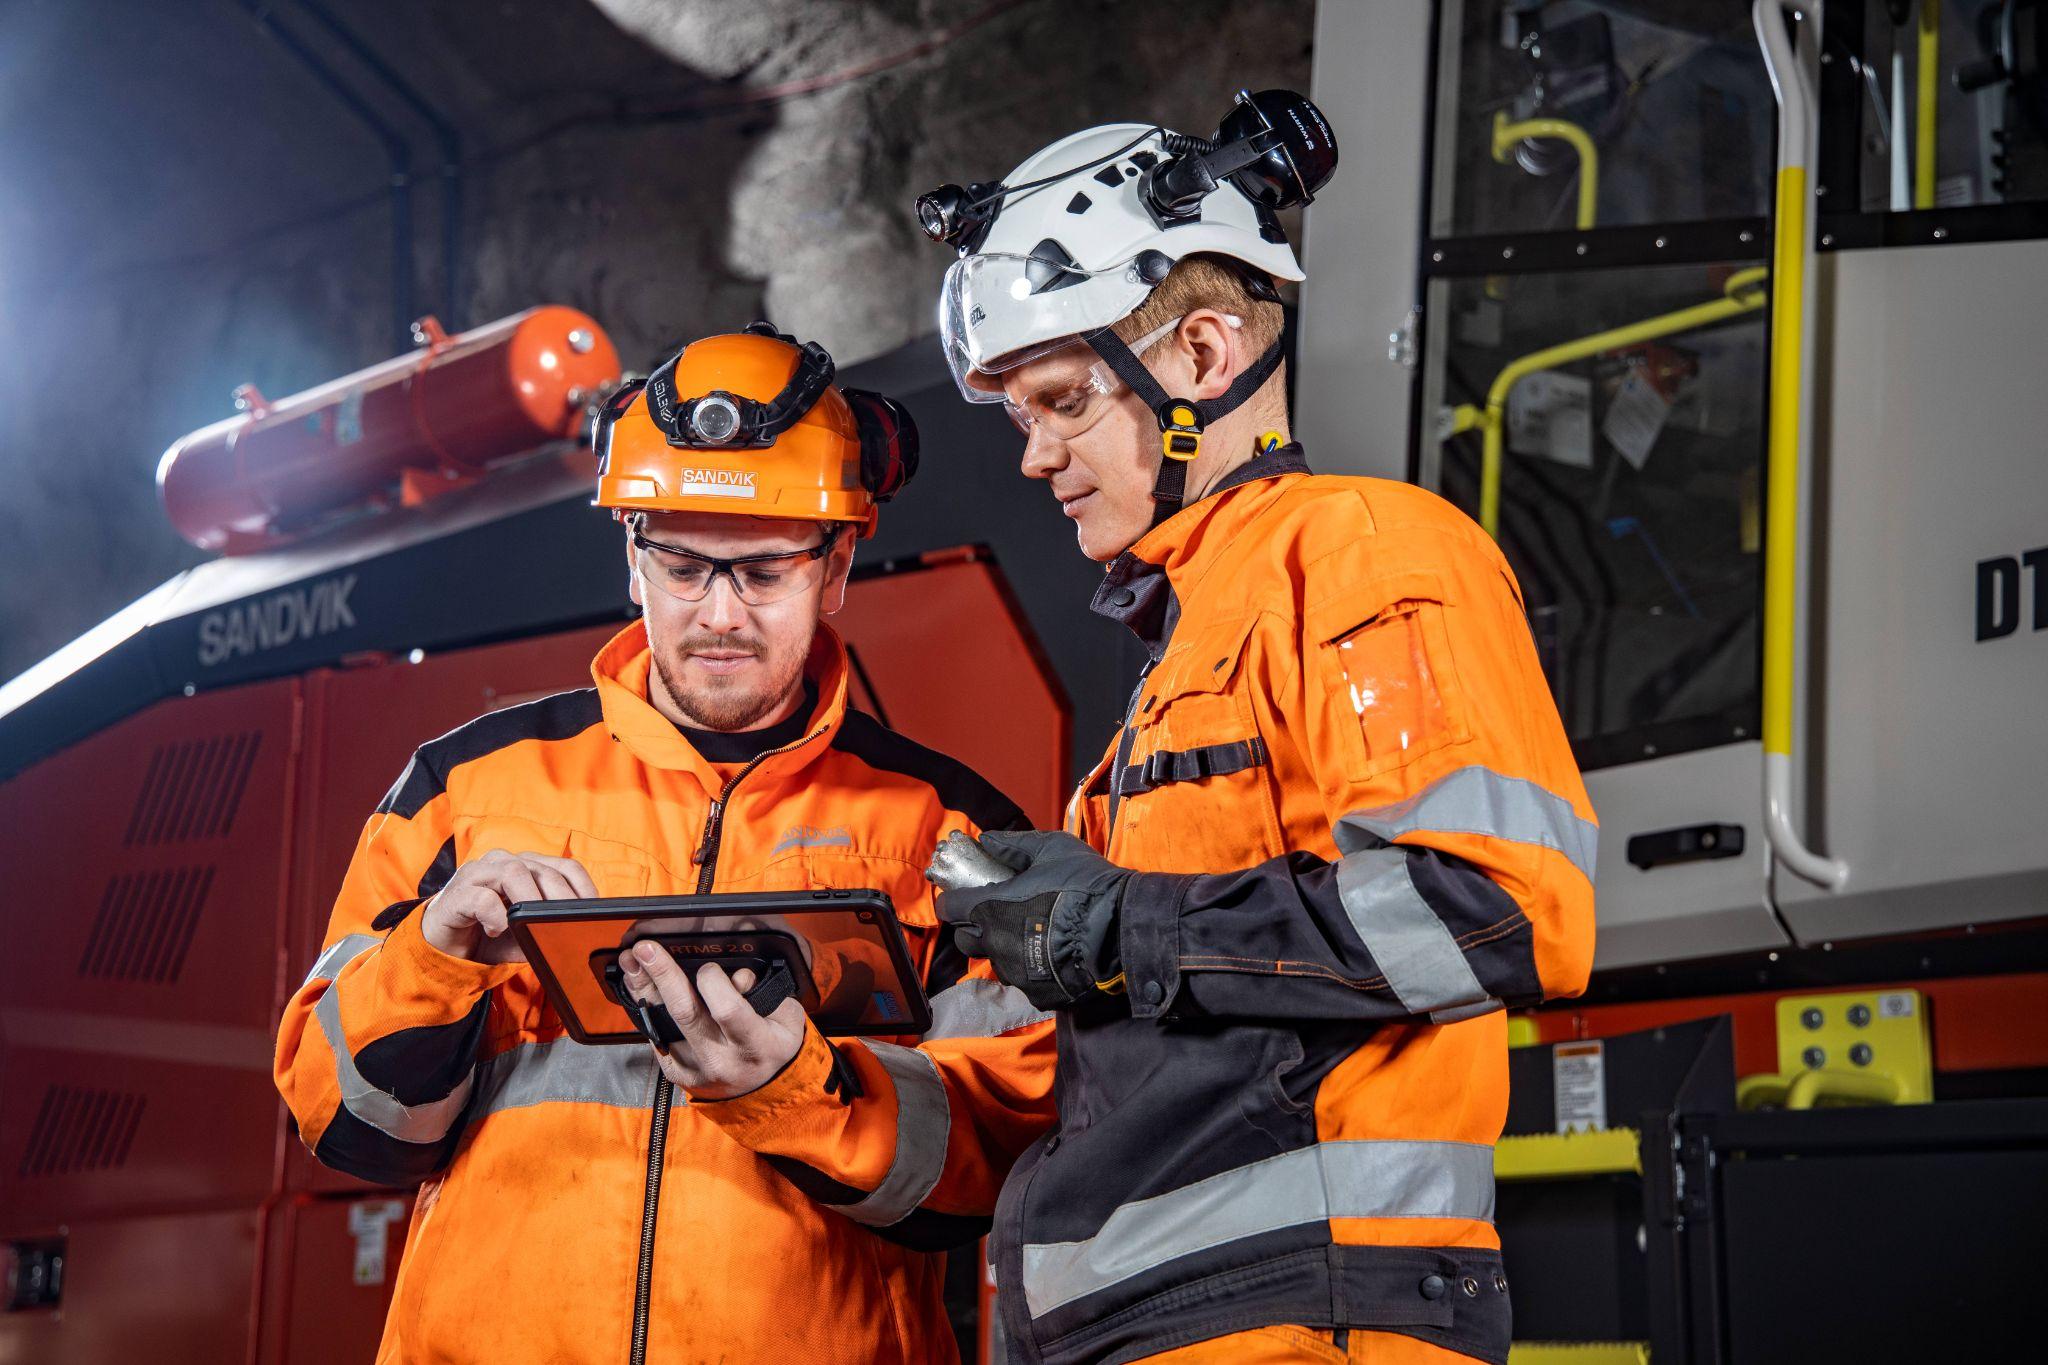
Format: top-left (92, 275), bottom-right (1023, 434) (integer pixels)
top-left (609, 961), bottom-right (802, 1052)
top-left (742, 962), bottom-right (800, 1015)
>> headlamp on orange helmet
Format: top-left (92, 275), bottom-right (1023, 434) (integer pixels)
top-left (592, 322), bottom-right (918, 537)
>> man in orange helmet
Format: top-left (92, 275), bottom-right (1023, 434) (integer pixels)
top-left (275, 324), bottom-right (1055, 1364)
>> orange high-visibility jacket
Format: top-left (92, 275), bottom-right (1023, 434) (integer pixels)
top-left (692, 446), bottom-right (1597, 1365)
top-left (274, 619), bottom-right (1055, 1365)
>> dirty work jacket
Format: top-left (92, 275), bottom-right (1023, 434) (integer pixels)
top-left (692, 446), bottom-right (1597, 1365)
top-left (273, 619), bottom-right (1054, 1365)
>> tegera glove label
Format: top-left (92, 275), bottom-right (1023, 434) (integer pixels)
top-left (1025, 917), bottom-right (1052, 980)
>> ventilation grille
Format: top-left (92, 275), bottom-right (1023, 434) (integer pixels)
top-left (19, 1086), bottom-right (146, 1178)
top-left (123, 732), bottom-right (262, 846)
top-left (77, 867), bottom-right (214, 984)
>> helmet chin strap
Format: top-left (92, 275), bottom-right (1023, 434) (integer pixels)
top-left (1083, 326), bottom-right (1286, 529)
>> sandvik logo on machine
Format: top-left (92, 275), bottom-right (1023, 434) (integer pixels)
top-left (196, 574), bottom-right (358, 667)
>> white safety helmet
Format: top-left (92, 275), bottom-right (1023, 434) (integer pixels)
top-left (935, 121), bottom-right (1309, 401)
top-left (918, 88), bottom-right (1337, 523)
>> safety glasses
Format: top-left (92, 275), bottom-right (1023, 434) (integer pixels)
top-left (997, 315), bottom-right (1240, 440)
top-left (631, 524), bottom-right (839, 606)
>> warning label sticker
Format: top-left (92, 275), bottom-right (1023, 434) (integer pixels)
top-left (1553, 1040), bottom-right (1607, 1134)
top-left (1506, 369), bottom-right (1594, 468)
top-left (348, 1199), bottom-right (407, 1286)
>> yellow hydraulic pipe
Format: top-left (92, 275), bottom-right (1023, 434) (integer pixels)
top-left (1455, 268), bottom-right (1769, 539)
top-left (1917, 0), bottom-right (1941, 208)
top-left (1492, 111), bottom-right (1600, 230)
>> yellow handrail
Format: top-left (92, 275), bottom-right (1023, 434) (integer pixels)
top-left (1916, 0), bottom-right (1941, 209)
top-left (1492, 112), bottom-right (1600, 230)
top-left (1449, 268), bottom-right (1768, 539)
top-left (1739, 1068), bottom-right (1904, 1110)
top-left (1787, 1067), bottom-right (1902, 1109)
top-left (1754, 0), bottom-right (1847, 888)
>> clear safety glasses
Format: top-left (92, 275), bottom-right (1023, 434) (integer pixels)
top-left (631, 524), bottom-right (839, 606)
top-left (997, 316), bottom-right (1184, 440)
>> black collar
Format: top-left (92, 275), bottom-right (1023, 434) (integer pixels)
top-left (1210, 441), bottom-right (1309, 496)
top-left (675, 680), bottom-right (819, 763)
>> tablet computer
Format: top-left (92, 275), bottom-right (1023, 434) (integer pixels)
top-left (508, 888), bottom-right (932, 1044)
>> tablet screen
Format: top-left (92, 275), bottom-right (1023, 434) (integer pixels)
top-left (510, 890), bottom-right (931, 1042)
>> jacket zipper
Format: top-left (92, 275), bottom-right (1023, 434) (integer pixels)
top-left (627, 727), bottom-right (825, 1365)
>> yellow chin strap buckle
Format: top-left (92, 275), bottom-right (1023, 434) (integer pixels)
top-left (1159, 400), bottom-right (1203, 462)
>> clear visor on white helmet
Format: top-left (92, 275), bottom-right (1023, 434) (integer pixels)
top-left (939, 249), bottom-right (1154, 402)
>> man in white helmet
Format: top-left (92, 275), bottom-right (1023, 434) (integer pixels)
top-left (667, 92), bottom-right (1599, 1364)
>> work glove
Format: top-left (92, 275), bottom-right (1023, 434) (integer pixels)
top-left (936, 830), bottom-right (1135, 1010)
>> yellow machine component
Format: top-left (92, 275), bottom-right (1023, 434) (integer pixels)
top-left (1737, 988), bottom-right (1934, 1110)
top-left (1451, 267), bottom-right (1768, 539)
top-left (1916, 0), bottom-right (1941, 209)
top-left (1508, 1343), bottom-right (1650, 1365)
top-left (1492, 111), bottom-right (1600, 230)
top-left (1507, 1015), bottom-right (1542, 1048)
top-left (1495, 1127), bottom-right (1642, 1180)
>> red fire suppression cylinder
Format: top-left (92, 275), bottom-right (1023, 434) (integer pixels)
top-left (158, 306), bottom-right (621, 553)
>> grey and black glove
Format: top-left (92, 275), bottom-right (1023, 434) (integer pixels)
top-left (936, 831), bottom-right (1136, 1010)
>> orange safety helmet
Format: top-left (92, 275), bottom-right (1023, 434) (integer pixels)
top-left (592, 324), bottom-right (918, 537)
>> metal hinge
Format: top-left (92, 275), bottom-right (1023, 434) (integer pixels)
top-left (1388, 304), bottom-right (1422, 370)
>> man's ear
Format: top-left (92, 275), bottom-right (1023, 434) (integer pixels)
top-left (821, 527), bottom-right (856, 615)
top-left (624, 531), bottom-right (644, 608)
top-left (1178, 310), bottom-right (1242, 402)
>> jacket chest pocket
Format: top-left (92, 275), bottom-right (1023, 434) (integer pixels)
top-left (1309, 569), bottom-right (1473, 786)
top-left (1108, 615), bottom-right (1283, 873)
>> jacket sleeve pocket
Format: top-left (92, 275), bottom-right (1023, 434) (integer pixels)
top-left (1310, 570), bottom-right (1472, 785)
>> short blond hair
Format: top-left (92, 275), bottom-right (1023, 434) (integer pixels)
top-left (1111, 255), bottom-right (1286, 362)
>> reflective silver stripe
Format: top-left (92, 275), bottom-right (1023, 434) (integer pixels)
top-left (1020, 1139), bottom-right (1496, 1318)
top-left (1333, 852), bottom-right (1500, 1019)
top-left (303, 933), bottom-right (381, 989)
top-left (928, 977), bottom-right (1053, 1040)
top-left (472, 1035), bottom-right (657, 1117)
top-left (1337, 764), bottom-right (1597, 881)
top-left (312, 966), bottom-right (475, 1145)
top-left (836, 1041), bottom-right (950, 1227)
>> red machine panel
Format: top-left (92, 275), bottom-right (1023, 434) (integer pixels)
top-left (253, 1195), bottom-right (411, 1365)
top-left (0, 679), bottom-right (299, 1227)
top-left (834, 549), bottom-right (1070, 828)
top-left (0, 1209), bottom-right (257, 1365)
